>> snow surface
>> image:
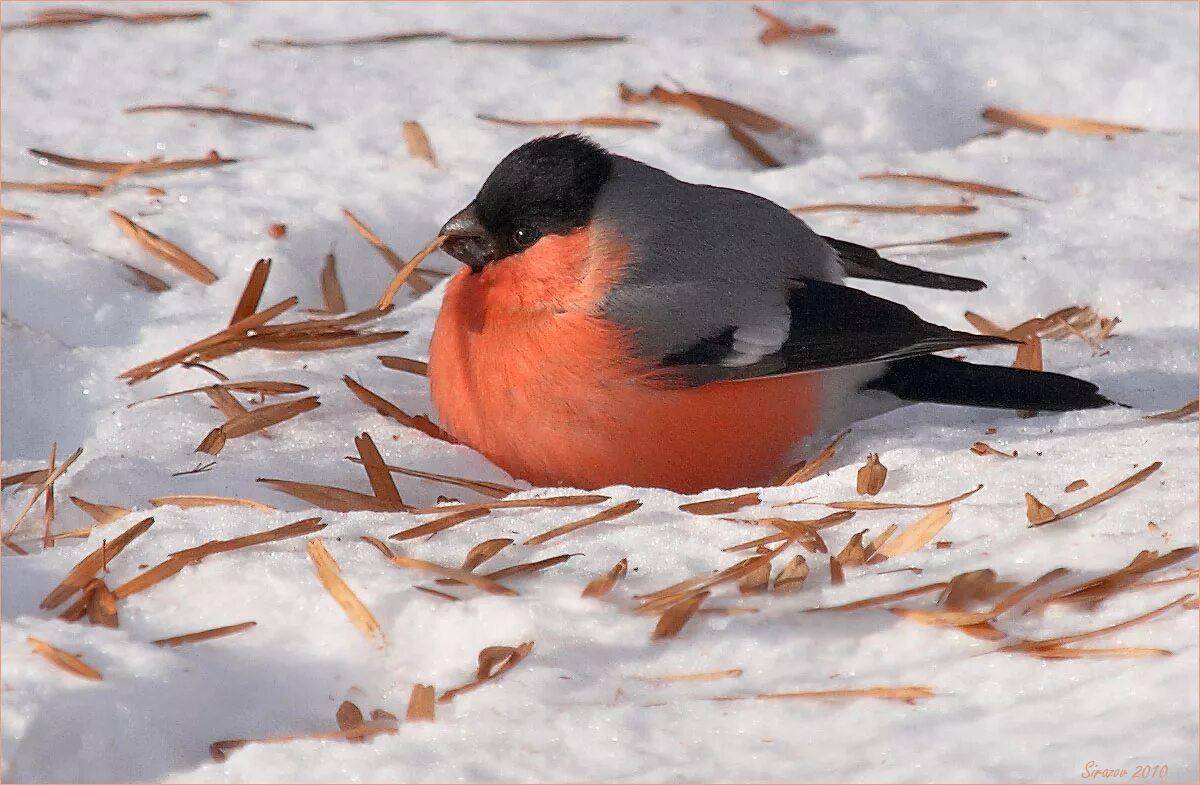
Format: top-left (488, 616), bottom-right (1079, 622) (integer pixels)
top-left (2, 2), bottom-right (1198, 783)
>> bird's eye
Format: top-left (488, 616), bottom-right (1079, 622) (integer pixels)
top-left (513, 226), bottom-right (540, 249)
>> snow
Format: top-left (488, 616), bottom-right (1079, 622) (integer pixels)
top-left (2, 1), bottom-right (1197, 782)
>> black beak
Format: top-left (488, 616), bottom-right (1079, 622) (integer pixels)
top-left (439, 202), bottom-right (496, 273)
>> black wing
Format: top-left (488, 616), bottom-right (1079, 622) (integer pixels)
top-left (823, 236), bottom-right (987, 292)
top-left (660, 278), bottom-right (1012, 386)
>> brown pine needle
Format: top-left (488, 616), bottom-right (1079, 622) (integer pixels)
top-left (526, 500), bottom-right (642, 545)
top-left (254, 31), bottom-right (448, 48)
top-left (407, 494), bottom-right (609, 516)
top-left (150, 495), bottom-right (275, 512)
top-left (125, 104), bottom-right (314, 130)
top-left (3, 468), bottom-right (49, 488)
top-left (2, 180), bottom-right (104, 196)
top-left (198, 396), bottom-right (321, 454)
top-left (378, 355), bottom-right (428, 376)
top-left (938, 569), bottom-right (1015, 610)
top-left (644, 668), bottom-right (743, 684)
top-left (307, 539), bottom-right (384, 644)
top-left (1000, 595), bottom-right (1192, 654)
top-left (69, 496), bottom-right (131, 525)
top-left (406, 685), bottom-right (436, 721)
top-left (1065, 479), bottom-right (1089, 493)
top-left (774, 429), bottom-right (850, 486)
top-left (390, 509), bottom-right (491, 541)
top-left (1, 206), bottom-right (34, 220)
top-left (965, 305), bottom-right (1101, 343)
top-left (27, 638), bottom-right (103, 681)
top-left (860, 172), bottom-right (1026, 198)
top-left (618, 82), bottom-right (786, 132)
top-left (874, 231), bottom-right (1010, 250)
top-left (582, 558), bottom-right (629, 598)
top-left (43, 443), bottom-right (58, 549)
top-left (209, 723), bottom-right (398, 762)
top-left (790, 203), bottom-right (977, 216)
top-left (132, 380), bottom-right (309, 408)
top-left (1025, 646), bottom-right (1172, 659)
top-left (39, 520), bottom-right (157, 612)
top-left (679, 492), bottom-right (760, 516)
top-left (403, 121), bottom-right (437, 166)
top-left (375, 235), bottom-right (446, 308)
top-left (753, 5), bottom-right (836, 44)
top-left (479, 553), bottom-right (579, 582)
top-left (11, 8), bottom-right (207, 30)
top-left (982, 106), bottom-right (1143, 135)
top-left (29, 148), bottom-right (237, 175)
top-left (1030, 461), bottom-right (1163, 527)
top-left (342, 376), bottom-right (455, 442)
top-left (453, 34), bottom-right (625, 45)
top-left (320, 252), bottom-right (347, 313)
top-left (725, 122), bottom-right (781, 168)
top-left (354, 432), bottom-right (404, 508)
top-left (230, 259), bottom-right (271, 324)
top-left (389, 555), bottom-right (519, 596)
top-left (153, 621), bottom-right (257, 647)
top-left (1146, 399), bottom-right (1199, 421)
top-left (653, 592), bottom-right (709, 639)
top-left (462, 539), bottom-right (514, 572)
top-left (5, 448), bottom-right (85, 541)
top-left (804, 581), bottom-right (949, 613)
top-left (752, 686), bottom-right (933, 702)
top-left (1027, 548), bottom-right (1198, 611)
top-left (342, 208), bottom-right (433, 294)
top-left (257, 478), bottom-right (404, 512)
top-left (971, 441), bottom-right (1016, 458)
top-left (438, 642), bottom-right (535, 702)
top-left (477, 113), bottom-right (659, 129)
top-left (804, 484), bottom-right (982, 512)
top-left (124, 264), bottom-right (171, 292)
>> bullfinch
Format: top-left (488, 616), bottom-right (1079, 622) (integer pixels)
top-left (429, 135), bottom-right (1110, 493)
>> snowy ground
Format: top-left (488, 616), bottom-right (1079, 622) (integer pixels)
top-left (2, 2), bottom-right (1198, 783)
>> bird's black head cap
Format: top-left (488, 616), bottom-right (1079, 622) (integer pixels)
top-left (439, 134), bottom-right (613, 271)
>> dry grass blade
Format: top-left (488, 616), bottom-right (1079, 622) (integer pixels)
top-left (354, 432), bottom-right (403, 508)
top-left (209, 724), bottom-right (398, 762)
top-left (726, 122), bottom-right (781, 167)
top-left (752, 5), bottom-right (836, 43)
top-left (153, 621), bottom-right (256, 647)
top-left (110, 211), bottom-right (216, 284)
top-left (254, 31), bottom-right (447, 48)
top-left (257, 478), bottom-right (402, 512)
top-left (307, 540), bottom-right (384, 644)
top-left (342, 376), bottom-right (455, 442)
top-left (125, 104), bottom-right (314, 130)
top-left (753, 686), bottom-right (933, 702)
top-left (982, 106), bottom-right (1143, 135)
top-left (406, 685), bottom-right (436, 721)
top-left (820, 484), bottom-right (983, 511)
top-left (653, 592), bottom-right (709, 639)
top-left (30, 148), bottom-right (236, 175)
top-left (1146, 399), bottom-right (1199, 421)
top-left (679, 492), bottom-right (760, 516)
top-left (462, 539), bottom-right (514, 571)
top-left (2, 180), bottom-right (105, 196)
top-left (230, 259), bottom-right (271, 325)
top-left (4, 447), bottom-right (85, 542)
top-left (790, 203), bottom-right (978, 216)
top-left (407, 494), bottom-right (609, 516)
top-left (805, 581), bottom-right (949, 613)
top-left (1030, 461), bottom-right (1162, 527)
top-left (774, 429), bottom-right (850, 486)
top-left (971, 441), bottom-right (1015, 458)
top-left (342, 208), bottom-right (433, 294)
top-left (526, 500), bottom-right (642, 545)
top-left (390, 509), bottom-right (490, 541)
top-left (40, 520), bottom-right (150, 612)
top-left (389, 555), bottom-right (519, 596)
top-left (874, 231), bottom-right (1010, 250)
top-left (69, 496), bottom-right (131, 524)
top-left (645, 668), bottom-right (743, 684)
top-left (477, 113), bottom-right (658, 129)
top-left (320, 252), bottom-right (348, 313)
top-left (860, 172), bottom-right (1026, 198)
top-left (438, 642), bottom-right (535, 703)
top-left (618, 82), bottom-right (785, 132)
top-left (27, 638), bottom-right (102, 681)
top-left (403, 121), bottom-right (436, 166)
top-left (856, 453), bottom-right (887, 495)
top-left (376, 235), bottom-right (446, 308)
top-left (84, 579), bottom-right (119, 628)
top-left (150, 495), bottom-right (275, 512)
top-left (453, 34), bottom-right (625, 45)
top-left (582, 558), bottom-right (629, 598)
top-left (378, 355), bottom-right (428, 376)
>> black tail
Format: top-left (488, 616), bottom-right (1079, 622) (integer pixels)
top-left (865, 355), bottom-right (1113, 411)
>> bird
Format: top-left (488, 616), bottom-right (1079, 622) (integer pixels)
top-left (427, 134), bottom-right (1111, 494)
